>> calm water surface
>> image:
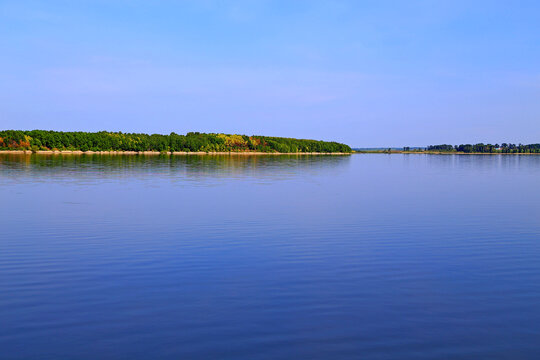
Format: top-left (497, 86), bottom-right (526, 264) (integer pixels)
top-left (1, 153), bottom-right (539, 359)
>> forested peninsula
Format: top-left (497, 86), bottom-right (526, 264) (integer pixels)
top-left (0, 130), bottom-right (351, 154)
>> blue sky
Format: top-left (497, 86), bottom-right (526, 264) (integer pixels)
top-left (1, 0), bottom-right (539, 147)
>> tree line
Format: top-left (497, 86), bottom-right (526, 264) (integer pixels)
top-left (426, 143), bottom-right (540, 153)
top-left (0, 130), bottom-right (352, 153)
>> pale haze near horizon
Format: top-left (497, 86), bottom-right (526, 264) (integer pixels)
top-left (0, 0), bottom-right (539, 148)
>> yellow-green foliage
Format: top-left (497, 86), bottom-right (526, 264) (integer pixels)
top-left (217, 134), bottom-right (248, 149)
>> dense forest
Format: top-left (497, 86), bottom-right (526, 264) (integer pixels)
top-left (426, 143), bottom-right (540, 153)
top-left (0, 130), bottom-right (351, 153)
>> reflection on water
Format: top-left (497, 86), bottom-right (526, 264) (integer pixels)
top-left (1, 154), bottom-right (540, 360)
top-left (0, 153), bottom-right (351, 184)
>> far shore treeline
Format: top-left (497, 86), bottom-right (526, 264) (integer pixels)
top-left (423, 143), bottom-right (540, 153)
top-left (0, 130), bottom-right (351, 153)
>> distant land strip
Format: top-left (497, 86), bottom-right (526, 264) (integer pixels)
top-left (0, 130), bottom-right (351, 154)
top-left (353, 143), bottom-right (540, 154)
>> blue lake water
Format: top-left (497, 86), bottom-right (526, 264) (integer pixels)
top-left (1, 153), bottom-right (540, 359)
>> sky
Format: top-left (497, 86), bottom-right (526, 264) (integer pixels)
top-left (1, 0), bottom-right (539, 147)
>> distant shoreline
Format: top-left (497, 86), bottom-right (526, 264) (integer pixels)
top-left (353, 151), bottom-right (540, 155)
top-left (0, 150), bottom-right (351, 156)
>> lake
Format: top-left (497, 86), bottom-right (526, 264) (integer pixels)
top-left (1, 153), bottom-right (539, 359)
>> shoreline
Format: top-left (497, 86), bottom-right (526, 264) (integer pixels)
top-left (2, 150), bottom-right (538, 155)
top-left (0, 150), bottom-right (351, 156)
top-left (401, 151), bottom-right (540, 155)
top-left (354, 151), bottom-right (540, 155)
